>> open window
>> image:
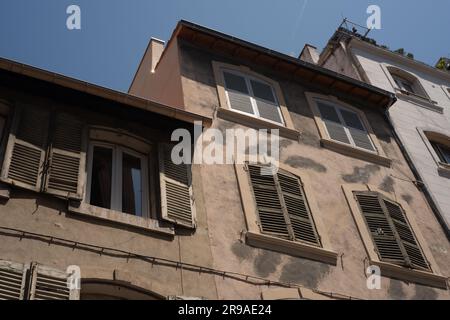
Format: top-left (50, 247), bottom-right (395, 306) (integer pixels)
top-left (422, 130), bottom-right (450, 174)
top-left (386, 66), bottom-right (428, 98)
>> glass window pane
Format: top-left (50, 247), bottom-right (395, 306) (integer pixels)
top-left (340, 109), bottom-right (365, 131)
top-left (250, 80), bottom-right (276, 103)
top-left (90, 146), bottom-right (113, 209)
top-left (122, 153), bottom-right (143, 216)
top-left (223, 72), bottom-right (249, 94)
top-left (317, 101), bottom-right (341, 123)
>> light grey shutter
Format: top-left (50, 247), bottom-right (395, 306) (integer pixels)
top-left (384, 199), bottom-right (430, 270)
top-left (277, 172), bottom-right (321, 246)
top-left (250, 80), bottom-right (283, 124)
top-left (355, 193), bottom-right (406, 265)
top-left (0, 260), bottom-right (27, 300)
top-left (339, 109), bottom-right (375, 151)
top-left (29, 263), bottom-right (79, 300)
top-left (159, 144), bottom-right (196, 228)
top-left (223, 72), bottom-right (254, 115)
top-left (44, 113), bottom-right (87, 200)
top-left (316, 101), bottom-right (350, 144)
top-left (248, 165), bottom-right (290, 238)
top-left (0, 105), bottom-right (49, 192)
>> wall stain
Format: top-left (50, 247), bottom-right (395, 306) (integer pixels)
top-left (279, 258), bottom-right (331, 289)
top-left (285, 156), bottom-right (327, 173)
top-left (280, 139), bottom-right (293, 149)
top-left (299, 130), bottom-right (321, 148)
top-left (254, 251), bottom-right (282, 278)
top-left (412, 285), bottom-right (438, 300)
top-left (342, 165), bottom-right (380, 183)
top-left (379, 176), bottom-right (395, 193)
top-left (401, 194), bottom-right (413, 204)
top-left (231, 242), bottom-right (254, 261)
top-left (388, 279), bottom-right (407, 300)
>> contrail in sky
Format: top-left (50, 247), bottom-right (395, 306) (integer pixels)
top-left (290, 0), bottom-right (309, 56)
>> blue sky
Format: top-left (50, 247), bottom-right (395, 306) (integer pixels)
top-left (0, 1), bottom-right (448, 92)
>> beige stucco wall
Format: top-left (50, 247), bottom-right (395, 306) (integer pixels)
top-left (176, 41), bottom-right (450, 299)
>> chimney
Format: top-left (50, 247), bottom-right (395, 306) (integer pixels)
top-left (149, 37), bottom-right (165, 73)
top-left (299, 44), bottom-right (320, 65)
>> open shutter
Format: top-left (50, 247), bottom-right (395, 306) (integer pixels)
top-left (1, 105), bottom-right (49, 192)
top-left (159, 144), bottom-right (196, 228)
top-left (44, 113), bottom-right (86, 199)
top-left (355, 193), bottom-right (406, 265)
top-left (277, 172), bottom-right (320, 246)
top-left (316, 101), bottom-right (350, 144)
top-left (223, 72), bottom-right (254, 115)
top-left (248, 164), bottom-right (290, 239)
top-left (29, 263), bottom-right (79, 300)
top-left (383, 200), bottom-right (430, 270)
top-left (339, 109), bottom-right (375, 151)
top-left (0, 260), bottom-right (27, 300)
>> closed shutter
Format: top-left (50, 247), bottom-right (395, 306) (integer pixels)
top-left (159, 144), bottom-right (196, 228)
top-left (0, 105), bottom-right (49, 191)
top-left (316, 101), bottom-right (350, 144)
top-left (278, 172), bottom-right (320, 246)
top-left (248, 164), bottom-right (289, 239)
top-left (339, 109), bottom-right (375, 151)
top-left (250, 80), bottom-right (283, 124)
top-left (223, 72), bottom-right (254, 115)
top-left (248, 164), bottom-right (321, 246)
top-left (44, 113), bottom-right (86, 200)
top-left (0, 260), bottom-right (27, 300)
top-left (355, 192), bottom-right (430, 271)
top-left (29, 263), bottom-right (79, 300)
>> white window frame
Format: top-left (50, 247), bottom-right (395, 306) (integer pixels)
top-left (316, 99), bottom-right (376, 153)
top-left (86, 142), bottom-right (150, 218)
top-left (222, 69), bottom-right (286, 126)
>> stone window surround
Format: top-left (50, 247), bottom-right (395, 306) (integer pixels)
top-left (380, 64), bottom-right (444, 114)
top-left (342, 183), bottom-right (448, 289)
top-left (234, 161), bottom-right (338, 265)
top-left (68, 126), bottom-right (174, 236)
top-left (418, 127), bottom-right (450, 178)
top-left (212, 61), bottom-right (300, 140)
top-left (305, 92), bottom-right (391, 167)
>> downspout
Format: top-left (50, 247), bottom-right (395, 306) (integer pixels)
top-left (383, 100), bottom-right (450, 241)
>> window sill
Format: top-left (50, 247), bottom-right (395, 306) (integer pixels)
top-left (217, 108), bottom-right (300, 140)
top-left (396, 91), bottom-right (443, 114)
top-left (68, 201), bottom-right (175, 237)
top-left (371, 260), bottom-right (448, 289)
top-left (246, 231), bottom-right (338, 265)
top-left (320, 139), bottom-right (392, 167)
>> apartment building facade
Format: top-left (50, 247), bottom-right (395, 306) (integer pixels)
top-left (304, 26), bottom-right (450, 240)
top-left (129, 21), bottom-right (450, 299)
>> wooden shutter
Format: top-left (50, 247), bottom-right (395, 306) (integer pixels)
top-left (44, 113), bottom-right (86, 200)
top-left (0, 260), bottom-right (27, 300)
top-left (159, 144), bottom-right (196, 228)
top-left (383, 199), bottom-right (429, 270)
top-left (316, 101), bottom-right (350, 144)
top-left (1, 105), bottom-right (49, 192)
top-left (248, 164), bottom-right (290, 239)
top-left (28, 263), bottom-right (79, 300)
top-left (339, 109), bottom-right (375, 151)
top-left (223, 72), bottom-right (254, 115)
top-left (278, 172), bottom-right (320, 246)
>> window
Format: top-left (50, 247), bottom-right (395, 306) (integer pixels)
top-left (354, 192), bottom-right (430, 271)
top-left (87, 143), bottom-right (148, 217)
top-left (223, 70), bottom-right (285, 125)
top-left (431, 141), bottom-right (450, 164)
top-left (247, 164), bottom-right (320, 246)
top-left (315, 99), bottom-right (375, 152)
top-left (392, 74), bottom-right (415, 94)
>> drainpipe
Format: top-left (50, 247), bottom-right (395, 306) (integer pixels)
top-left (383, 100), bottom-right (450, 241)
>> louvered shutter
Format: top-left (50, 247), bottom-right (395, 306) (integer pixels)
top-left (223, 72), bottom-right (254, 115)
top-left (0, 260), bottom-right (27, 300)
top-left (29, 263), bottom-right (79, 300)
top-left (44, 113), bottom-right (86, 199)
top-left (278, 172), bottom-right (320, 246)
top-left (384, 200), bottom-right (429, 270)
top-left (339, 109), bottom-right (375, 151)
top-left (0, 106), bottom-right (49, 191)
top-left (248, 164), bottom-right (290, 239)
top-left (250, 80), bottom-right (283, 124)
top-left (316, 101), bottom-right (350, 144)
top-left (159, 144), bottom-right (196, 228)
top-left (355, 193), bottom-right (405, 265)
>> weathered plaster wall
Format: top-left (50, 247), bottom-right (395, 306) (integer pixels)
top-left (177, 42), bottom-right (450, 300)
